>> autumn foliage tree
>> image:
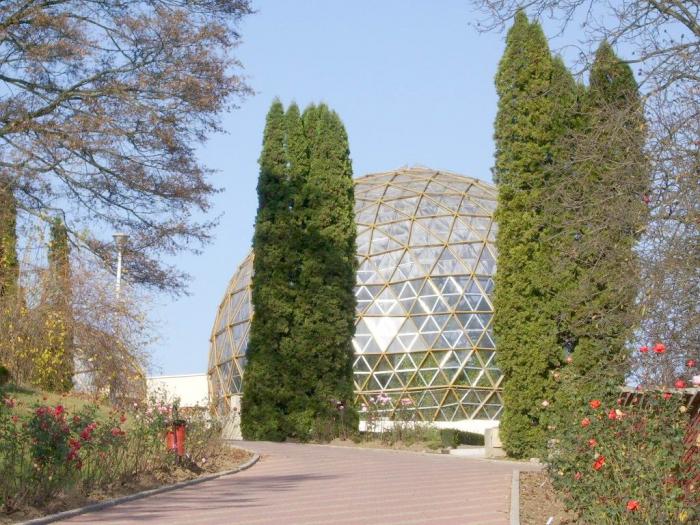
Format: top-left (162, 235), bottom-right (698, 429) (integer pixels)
top-left (0, 0), bottom-right (253, 293)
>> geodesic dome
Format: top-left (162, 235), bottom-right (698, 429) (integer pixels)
top-left (209, 167), bottom-right (502, 429)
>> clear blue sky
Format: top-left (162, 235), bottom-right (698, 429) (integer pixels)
top-left (149, 1), bottom-right (570, 375)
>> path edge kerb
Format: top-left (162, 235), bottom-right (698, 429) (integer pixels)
top-left (510, 469), bottom-right (520, 525)
top-left (20, 451), bottom-right (260, 525)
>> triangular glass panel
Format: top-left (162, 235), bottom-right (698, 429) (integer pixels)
top-left (363, 316), bottom-right (405, 352)
top-left (357, 258), bottom-right (383, 284)
top-left (386, 196), bottom-right (420, 217)
top-left (409, 221), bottom-right (444, 246)
top-left (479, 332), bottom-right (496, 349)
top-left (450, 243), bottom-right (481, 272)
top-left (356, 229), bottom-right (372, 255)
top-left (370, 229), bottom-right (404, 253)
top-left (415, 197), bottom-right (441, 217)
top-left (476, 247), bottom-right (496, 275)
top-left (376, 203), bottom-right (412, 224)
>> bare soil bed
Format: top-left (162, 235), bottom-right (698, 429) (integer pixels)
top-left (520, 471), bottom-right (580, 525)
top-left (1, 447), bottom-right (252, 524)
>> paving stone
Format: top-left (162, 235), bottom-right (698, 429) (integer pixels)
top-left (61, 441), bottom-right (537, 524)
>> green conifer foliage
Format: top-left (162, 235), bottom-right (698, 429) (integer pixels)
top-left (0, 181), bottom-right (18, 299)
top-left (492, 12), bottom-right (569, 457)
top-left (558, 43), bottom-right (648, 399)
top-left (290, 104), bottom-right (357, 438)
top-left (242, 100), bottom-right (357, 440)
top-left (43, 217), bottom-right (74, 392)
top-left (241, 100), bottom-right (292, 440)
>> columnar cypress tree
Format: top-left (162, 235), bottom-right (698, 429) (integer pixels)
top-left (241, 100), bottom-right (292, 440)
top-left (44, 217), bottom-right (74, 392)
top-left (558, 43), bottom-right (648, 399)
top-left (492, 12), bottom-right (570, 457)
top-left (0, 180), bottom-right (18, 299)
top-left (290, 104), bottom-right (357, 437)
top-left (242, 100), bottom-right (357, 440)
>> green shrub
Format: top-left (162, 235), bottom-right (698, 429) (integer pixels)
top-left (548, 390), bottom-right (697, 524)
top-left (439, 429), bottom-right (485, 448)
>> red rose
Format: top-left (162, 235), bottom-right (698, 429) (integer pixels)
top-left (11, 415), bottom-right (19, 423)
top-left (639, 345), bottom-right (649, 353)
top-left (663, 392), bottom-right (672, 400)
top-left (589, 399), bottom-right (601, 409)
top-left (608, 409), bottom-right (617, 420)
top-left (626, 500), bottom-right (639, 511)
top-left (581, 417), bottom-right (591, 427)
top-left (588, 438), bottom-right (597, 448)
top-left (688, 359), bottom-right (697, 368)
top-left (54, 405), bottom-right (64, 417)
top-left (653, 343), bottom-right (666, 354)
top-left (675, 379), bottom-right (686, 389)
top-left (593, 456), bottom-right (606, 471)
top-left (120, 414), bottom-right (127, 423)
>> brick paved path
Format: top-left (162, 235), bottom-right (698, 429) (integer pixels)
top-left (62, 441), bottom-right (536, 524)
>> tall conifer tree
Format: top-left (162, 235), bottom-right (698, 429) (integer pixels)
top-left (492, 12), bottom-right (572, 457)
top-left (242, 100), bottom-right (357, 440)
top-left (555, 43), bottom-right (648, 401)
top-left (0, 181), bottom-right (18, 299)
top-left (44, 217), bottom-right (74, 391)
top-left (290, 104), bottom-right (357, 437)
top-left (242, 100), bottom-right (292, 440)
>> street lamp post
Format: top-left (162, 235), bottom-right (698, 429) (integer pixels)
top-left (113, 232), bottom-right (129, 298)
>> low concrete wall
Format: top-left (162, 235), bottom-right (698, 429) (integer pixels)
top-left (358, 419), bottom-right (499, 436)
top-left (484, 427), bottom-right (506, 458)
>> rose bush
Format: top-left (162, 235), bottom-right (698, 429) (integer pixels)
top-left (547, 349), bottom-right (698, 524)
top-left (0, 390), bottom-right (221, 513)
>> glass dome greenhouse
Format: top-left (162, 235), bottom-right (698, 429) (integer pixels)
top-left (209, 167), bottom-right (503, 431)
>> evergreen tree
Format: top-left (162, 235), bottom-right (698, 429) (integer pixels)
top-left (0, 180), bottom-right (18, 299)
top-left (241, 100), bottom-right (293, 440)
top-left (290, 104), bottom-right (357, 438)
top-left (492, 12), bottom-right (573, 457)
top-left (43, 217), bottom-right (74, 392)
top-left (554, 43), bottom-right (648, 402)
top-left (242, 100), bottom-right (357, 440)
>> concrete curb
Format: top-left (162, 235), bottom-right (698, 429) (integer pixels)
top-left (510, 469), bottom-right (520, 525)
top-left (20, 452), bottom-right (260, 525)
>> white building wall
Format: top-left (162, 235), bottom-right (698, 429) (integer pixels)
top-left (147, 373), bottom-right (209, 408)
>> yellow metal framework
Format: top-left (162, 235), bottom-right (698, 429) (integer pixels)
top-left (208, 167), bottom-right (503, 422)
